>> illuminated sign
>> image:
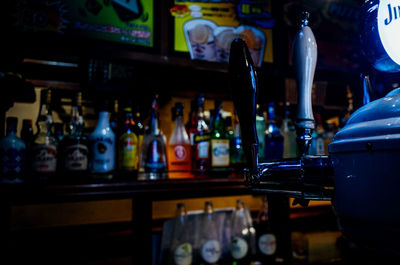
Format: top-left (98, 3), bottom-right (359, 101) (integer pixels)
top-left (378, 0), bottom-right (400, 65)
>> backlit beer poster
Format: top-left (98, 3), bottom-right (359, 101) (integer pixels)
top-left (171, 0), bottom-right (275, 66)
top-left (9, 0), bottom-right (154, 48)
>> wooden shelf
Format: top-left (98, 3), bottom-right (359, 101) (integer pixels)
top-left (0, 174), bottom-right (248, 204)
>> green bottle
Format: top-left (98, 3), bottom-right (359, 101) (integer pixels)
top-left (210, 102), bottom-right (229, 169)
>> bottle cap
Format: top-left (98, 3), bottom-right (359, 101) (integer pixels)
top-left (172, 102), bottom-right (184, 120)
top-left (6, 117), bottom-right (18, 125)
top-left (22, 119), bottom-right (32, 126)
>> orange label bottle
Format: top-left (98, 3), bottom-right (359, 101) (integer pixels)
top-left (168, 102), bottom-right (194, 179)
top-left (167, 144), bottom-right (193, 179)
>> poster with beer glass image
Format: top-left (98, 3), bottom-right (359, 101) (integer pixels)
top-left (183, 19), bottom-right (266, 66)
top-left (172, 0), bottom-right (274, 66)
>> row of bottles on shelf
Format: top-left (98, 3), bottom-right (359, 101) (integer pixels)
top-left (160, 197), bottom-right (293, 265)
top-left (0, 87), bottom-right (339, 182)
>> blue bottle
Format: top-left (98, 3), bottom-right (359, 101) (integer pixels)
top-left (0, 117), bottom-right (26, 183)
top-left (89, 110), bottom-right (116, 173)
top-left (264, 103), bottom-right (283, 160)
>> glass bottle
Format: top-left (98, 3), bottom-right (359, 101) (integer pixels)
top-left (198, 201), bottom-right (222, 265)
top-left (264, 103), bottom-right (283, 161)
top-left (280, 102), bottom-right (298, 159)
top-left (170, 203), bottom-right (193, 265)
top-left (31, 89), bottom-right (57, 175)
top-left (141, 95), bottom-right (167, 179)
top-left (21, 119), bottom-right (34, 147)
top-left (210, 101), bottom-right (230, 170)
top-left (118, 107), bottom-right (138, 172)
top-left (53, 123), bottom-right (64, 144)
top-left (0, 117), bottom-right (26, 183)
top-left (59, 92), bottom-right (89, 173)
top-left (230, 111), bottom-right (245, 170)
top-left (35, 89), bottom-right (53, 131)
top-left (89, 107), bottom-right (115, 173)
top-left (254, 196), bottom-right (277, 264)
top-left (230, 200), bottom-right (256, 264)
top-left (308, 113), bottom-right (325, 156)
top-left (133, 106), bottom-right (145, 171)
top-left (110, 99), bottom-right (119, 134)
top-left (21, 119), bottom-right (34, 173)
top-left (186, 99), bottom-right (198, 145)
top-left (192, 94), bottom-right (210, 174)
top-left (167, 102), bottom-right (193, 179)
top-left (256, 104), bottom-right (266, 162)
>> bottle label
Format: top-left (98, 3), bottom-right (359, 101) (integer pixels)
top-left (1, 148), bottom-right (25, 174)
top-left (145, 140), bottom-right (166, 172)
top-left (197, 141), bottom-right (209, 159)
top-left (231, 236), bottom-right (248, 260)
top-left (64, 144), bottom-right (88, 171)
top-left (201, 240), bottom-right (221, 264)
top-left (174, 243), bottom-right (192, 265)
top-left (258, 233), bottom-right (277, 255)
top-left (31, 144), bottom-right (57, 173)
top-left (167, 144), bottom-right (191, 170)
top-left (211, 139), bottom-right (229, 167)
top-left (119, 134), bottom-right (137, 169)
top-left (91, 137), bottom-right (115, 173)
top-left (195, 134), bottom-right (210, 159)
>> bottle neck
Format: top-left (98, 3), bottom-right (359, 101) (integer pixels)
top-left (37, 120), bottom-right (50, 135)
top-left (69, 105), bottom-right (82, 134)
top-left (97, 111), bottom-right (110, 129)
top-left (174, 115), bottom-right (184, 129)
top-left (150, 110), bottom-right (159, 135)
top-left (6, 124), bottom-right (17, 136)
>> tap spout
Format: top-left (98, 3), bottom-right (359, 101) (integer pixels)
top-left (245, 155), bottom-right (334, 201)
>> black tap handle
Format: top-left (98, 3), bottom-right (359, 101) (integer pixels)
top-left (229, 38), bottom-right (258, 171)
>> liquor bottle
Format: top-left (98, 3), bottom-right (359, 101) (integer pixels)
top-left (0, 117), bottom-right (26, 183)
top-left (168, 203), bottom-right (193, 265)
top-left (118, 107), bottom-right (138, 172)
top-left (59, 92), bottom-right (89, 173)
top-left (133, 106), bottom-right (145, 171)
top-left (264, 103), bottom-right (283, 161)
top-left (141, 95), bottom-right (167, 179)
top-left (21, 119), bottom-right (34, 173)
top-left (186, 99), bottom-right (198, 144)
top-left (280, 102), bottom-right (298, 159)
top-left (254, 196), bottom-right (277, 264)
top-left (230, 111), bottom-right (245, 170)
top-left (230, 200), bottom-right (256, 264)
top-left (35, 89), bottom-right (53, 130)
top-left (53, 123), bottom-right (64, 144)
top-left (324, 122), bottom-right (335, 156)
top-left (210, 101), bottom-right (229, 169)
top-left (198, 201), bottom-right (222, 264)
top-left (110, 99), bottom-right (119, 134)
top-left (21, 119), bottom-right (34, 147)
top-left (89, 106), bottom-right (115, 173)
top-left (191, 94), bottom-right (210, 174)
top-left (167, 102), bottom-right (193, 179)
top-left (256, 104), bottom-right (266, 162)
top-left (31, 89), bottom-right (57, 175)
top-left (308, 113), bottom-right (325, 156)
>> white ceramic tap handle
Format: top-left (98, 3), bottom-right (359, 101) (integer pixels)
top-left (293, 12), bottom-right (317, 130)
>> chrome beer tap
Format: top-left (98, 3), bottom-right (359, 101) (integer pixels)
top-left (229, 12), bottom-right (334, 203)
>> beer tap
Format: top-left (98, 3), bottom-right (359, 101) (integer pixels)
top-left (229, 12), bottom-right (334, 202)
top-left (293, 12), bottom-right (317, 156)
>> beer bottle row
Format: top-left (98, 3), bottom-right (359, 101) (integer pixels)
top-left (0, 89), bottom-right (305, 182)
